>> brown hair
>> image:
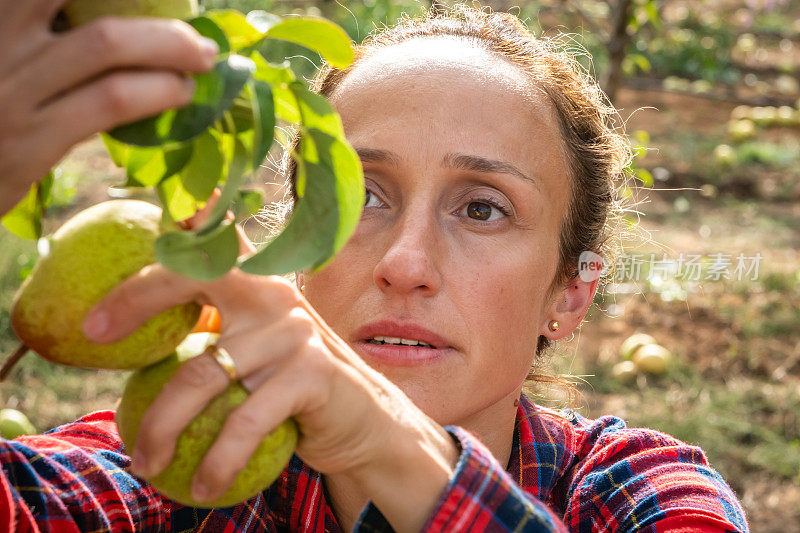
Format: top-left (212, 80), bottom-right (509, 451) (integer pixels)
top-left (268, 3), bottom-right (633, 399)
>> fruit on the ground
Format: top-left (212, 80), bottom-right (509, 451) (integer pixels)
top-left (0, 409), bottom-right (36, 439)
top-left (714, 144), bottom-right (737, 167)
top-left (728, 119), bottom-right (755, 142)
top-left (63, 0), bottom-right (199, 26)
top-left (620, 333), bottom-right (656, 361)
top-left (632, 344), bottom-right (671, 375)
top-left (777, 106), bottom-right (797, 127)
top-left (735, 33), bottom-right (756, 54)
top-left (116, 333), bottom-right (298, 508)
top-left (11, 200), bottom-right (201, 370)
top-left (750, 106), bottom-right (776, 127)
top-left (611, 361), bottom-right (637, 384)
top-left (776, 75), bottom-right (799, 96)
top-left (730, 105), bottom-right (751, 121)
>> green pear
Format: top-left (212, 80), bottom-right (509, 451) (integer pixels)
top-left (11, 200), bottom-right (201, 370)
top-left (611, 360), bottom-right (637, 384)
top-left (620, 333), bottom-right (656, 361)
top-left (0, 409), bottom-right (36, 439)
top-left (116, 333), bottom-right (298, 508)
top-left (632, 344), bottom-right (671, 375)
top-left (63, 0), bottom-right (199, 27)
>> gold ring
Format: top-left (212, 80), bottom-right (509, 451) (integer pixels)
top-left (208, 344), bottom-right (238, 381)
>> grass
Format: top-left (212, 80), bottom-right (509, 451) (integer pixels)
top-left (577, 361), bottom-right (800, 486)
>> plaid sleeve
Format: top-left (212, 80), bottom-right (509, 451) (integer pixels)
top-left (0, 410), bottom-right (172, 532)
top-left (416, 425), bottom-right (567, 532)
top-left (562, 418), bottom-right (749, 533)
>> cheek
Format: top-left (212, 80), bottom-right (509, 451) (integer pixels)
top-left (456, 248), bottom-right (552, 349)
top-left (301, 236), bottom-right (379, 330)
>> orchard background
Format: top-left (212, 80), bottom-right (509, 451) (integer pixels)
top-left (2, 0), bottom-right (799, 529)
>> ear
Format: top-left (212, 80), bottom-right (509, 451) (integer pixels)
top-left (542, 254), bottom-right (603, 340)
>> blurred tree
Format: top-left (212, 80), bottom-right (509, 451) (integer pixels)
top-left (559, 0), bottom-right (661, 103)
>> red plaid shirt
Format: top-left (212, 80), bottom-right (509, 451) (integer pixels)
top-left (0, 393), bottom-right (747, 531)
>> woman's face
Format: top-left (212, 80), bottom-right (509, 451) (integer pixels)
top-left (301, 37), bottom-right (581, 428)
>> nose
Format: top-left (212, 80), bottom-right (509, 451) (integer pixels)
top-left (373, 215), bottom-right (442, 297)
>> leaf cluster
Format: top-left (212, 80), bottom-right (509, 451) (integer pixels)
top-left (2, 9), bottom-right (364, 282)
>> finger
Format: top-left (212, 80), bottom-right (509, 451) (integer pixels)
top-left (82, 265), bottom-right (300, 344)
top-left (180, 189), bottom-right (222, 230)
top-left (133, 311), bottom-right (318, 478)
top-left (38, 69), bottom-right (197, 156)
top-left (236, 225), bottom-right (258, 256)
top-left (129, 347), bottom-right (230, 478)
top-left (189, 361), bottom-right (303, 503)
top-left (82, 263), bottom-right (204, 344)
top-left (181, 190), bottom-right (258, 256)
top-left (25, 17), bottom-right (217, 105)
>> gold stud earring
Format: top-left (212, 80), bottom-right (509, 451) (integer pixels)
top-left (548, 320), bottom-right (559, 332)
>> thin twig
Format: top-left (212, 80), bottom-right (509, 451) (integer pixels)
top-left (0, 344), bottom-right (29, 382)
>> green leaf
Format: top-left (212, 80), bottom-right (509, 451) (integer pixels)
top-left (179, 130), bottom-right (225, 201)
top-left (250, 53), bottom-right (299, 124)
top-left (251, 54), bottom-right (296, 85)
top-left (636, 168), bottom-right (654, 187)
top-left (645, 0), bottom-right (662, 29)
top-left (273, 85), bottom-right (302, 124)
top-left (249, 79), bottom-right (276, 168)
top-left (2, 172), bottom-right (54, 240)
top-left (189, 16), bottom-right (231, 54)
top-left (127, 143), bottom-right (194, 187)
top-left (206, 10), bottom-right (263, 51)
top-left (245, 10), bottom-right (282, 33)
top-left (238, 128), bottom-right (364, 276)
top-left (108, 55), bottom-right (255, 146)
top-left (197, 138), bottom-right (251, 235)
top-left (289, 82), bottom-right (344, 137)
top-left (238, 158), bottom-right (338, 276)
top-left (155, 219), bottom-right (239, 281)
top-left (264, 17), bottom-right (354, 69)
top-left (101, 134), bottom-right (131, 167)
top-left (220, 97), bottom-right (255, 133)
top-left (303, 129), bottom-right (364, 257)
top-left (157, 174), bottom-right (198, 223)
top-left (234, 189), bottom-right (266, 217)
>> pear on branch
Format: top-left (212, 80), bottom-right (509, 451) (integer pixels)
top-left (8, 200), bottom-right (201, 373)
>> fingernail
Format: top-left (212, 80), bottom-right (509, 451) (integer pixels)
top-left (200, 37), bottom-right (219, 66)
top-left (192, 480), bottom-right (210, 502)
top-left (83, 310), bottom-right (109, 340)
top-left (131, 449), bottom-right (148, 477)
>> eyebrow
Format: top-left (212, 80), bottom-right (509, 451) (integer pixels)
top-left (355, 148), bottom-right (540, 191)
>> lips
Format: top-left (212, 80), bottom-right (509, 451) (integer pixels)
top-left (354, 320), bottom-right (453, 350)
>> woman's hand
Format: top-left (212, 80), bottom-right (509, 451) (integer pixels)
top-left (81, 195), bottom-right (460, 531)
top-left (0, 0), bottom-right (218, 216)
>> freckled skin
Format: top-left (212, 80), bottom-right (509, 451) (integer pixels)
top-left (300, 37), bottom-right (583, 448)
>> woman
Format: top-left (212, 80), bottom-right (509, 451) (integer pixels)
top-left (0, 2), bottom-right (748, 531)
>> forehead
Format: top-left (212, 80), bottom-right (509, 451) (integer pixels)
top-left (328, 36), bottom-right (570, 182)
top-left (333, 36), bottom-right (534, 98)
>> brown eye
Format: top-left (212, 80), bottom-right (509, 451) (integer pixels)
top-left (467, 202), bottom-right (493, 221)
